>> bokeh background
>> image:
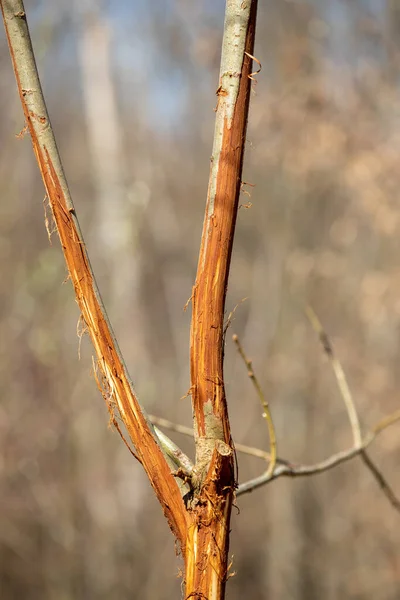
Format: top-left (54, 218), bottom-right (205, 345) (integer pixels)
top-left (1, 1), bottom-right (400, 598)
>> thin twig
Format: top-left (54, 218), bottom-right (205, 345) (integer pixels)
top-left (237, 408), bottom-right (400, 497)
top-left (306, 305), bottom-right (362, 447)
top-left (237, 311), bottom-right (400, 512)
top-left (149, 415), bottom-right (194, 439)
top-left (306, 306), bottom-right (399, 512)
top-left (233, 334), bottom-right (277, 476)
top-left (372, 409), bottom-right (400, 434)
top-left (360, 450), bottom-right (400, 511)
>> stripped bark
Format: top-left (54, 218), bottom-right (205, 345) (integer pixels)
top-left (1, 1), bottom-right (259, 598)
top-left (0, 0), bottom-right (189, 546)
top-left (185, 2), bottom-right (258, 598)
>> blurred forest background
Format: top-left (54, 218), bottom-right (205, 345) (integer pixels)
top-left (1, 0), bottom-right (400, 598)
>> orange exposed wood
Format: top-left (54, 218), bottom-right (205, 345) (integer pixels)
top-left (2, 2), bottom-right (259, 598)
top-left (1, 3), bottom-right (188, 550)
top-left (190, 11), bottom-right (257, 448)
top-left (186, 2), bottom-right (258, 598)
top-left (43, 144), bottom-right (189, 545)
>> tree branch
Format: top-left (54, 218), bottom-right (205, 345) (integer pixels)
top-left (232, 334), bottom-right (277, 476)
top-left (1, 0), bottom-right (189, 544)
top-left (238, 310), bottom-right (400, 510)
top-left (307, 307), bottom-right (399, 511)
top-left (237, 409), bottom-right (400, 498)
top-left (306, 306), bottom-right (362, 447)
top-left (360, 450), bottom-right (400, 512)
top-left (237, 307), bottom-right (400, 511)
top-left (190, 0), bottom-right (258, 490)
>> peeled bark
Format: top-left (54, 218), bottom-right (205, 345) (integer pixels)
top-left (0, 0), bottom-right (189, 545)
top-left (1, 1), bottom-right (258, 598)
top-left (186, 2), bottom-right (258, 598)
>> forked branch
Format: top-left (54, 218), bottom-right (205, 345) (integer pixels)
top-left (306, 308), bottom-right (400, 512)
top-left (237, 311), bottom-right (400, 513)
top-left (237, 409), bottom-right (400, 497)
top-left (306, 306), bottom-right (362, 447)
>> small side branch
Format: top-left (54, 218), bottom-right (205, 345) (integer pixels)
top-left (233, 334), bottom-right (277, 476)
top-left (237, 307), bottom-right (400, 513)
top-left (307, 307), bottom-right (399, 511)
top-left (152, 407), bottom-right (399, 503)
top-left (237, 410), bottom-right (400, 501)
top-left (360, 450), bottom-right (400, 512)
top-left (306, 306), bottom-right (362, 447)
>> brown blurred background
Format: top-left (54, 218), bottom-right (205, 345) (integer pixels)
top-left (1, 1), bottom-right (400, 598)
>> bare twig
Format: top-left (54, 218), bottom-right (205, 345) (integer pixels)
top-left (360, 450), bottom-right (400, 512)
top-left (1, 0), bottom-right (190, 544)
top-left (233, 334), bottom-right (277, 476)
top-left (149, 414), bottom-right (194, 438)
top-left (372, 409), bottom-right (400, 434)
top-left (306, 306), bottom-right (362, 447)
top-left (237, 311), bottom-right (400, 512)
top-left (306, 306), bottom-right (399, 511)
top-left (237, 409), bottom-right (400, 497)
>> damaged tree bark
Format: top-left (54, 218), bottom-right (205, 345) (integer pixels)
top-left (1, 1), bottom-right (258, 598)
top-left (185, 2), bottom-right (258, 598)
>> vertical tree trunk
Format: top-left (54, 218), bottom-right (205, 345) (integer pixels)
top-left (183, 446), bottom-right (234, 599)
top-left (185, 2), bottom-right (258, 598)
